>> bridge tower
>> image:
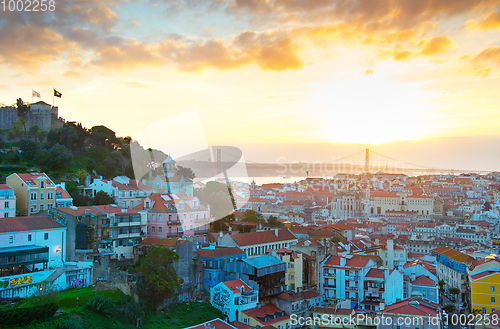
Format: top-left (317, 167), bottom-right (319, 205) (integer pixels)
top-left (365, 149), bottom-right (370, 173)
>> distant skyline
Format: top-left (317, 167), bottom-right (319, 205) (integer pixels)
top-left (1, 1), bottom-right (500, 171)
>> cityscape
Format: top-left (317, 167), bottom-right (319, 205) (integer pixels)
top-left (1, 1), bottom-right (500, 328)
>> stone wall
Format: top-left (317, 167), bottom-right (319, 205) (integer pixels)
top-left (0, 102), bottom-right (62, 132)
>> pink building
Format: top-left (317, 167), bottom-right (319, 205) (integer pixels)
top-left (134, 193), bottom-right (211, 243)
top-left (0, 184), bottom-right (16, 218)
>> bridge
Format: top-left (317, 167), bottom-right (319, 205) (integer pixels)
top-left (174, 147), bottom-right (494, 177)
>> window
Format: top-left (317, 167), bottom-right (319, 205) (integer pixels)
top-left (123, 201), bottom-right (126, 207)
top-left (4, 201), bottom-right (8, 208)
top-left (30, 192), bottom-right (37, 201)
top-left (243, 318), bottom-right (248, 324)
top-left (40, 181), bottom-right (44, 188)
top-left (158, 215), bottom-right (162, 221)
top-left (40, 192), bottom-right (44, 200)
top-left (492, 286), bottom-right (496, 293)
top-left (208, 273), bottom-right (212, 280)
top-left (40, 204), bottom-right (44, 211)
top-left (48, 192), bottom-right (54, 199)
top-left (28, 234), bottom-right (32, 242)
top-left (159, 227), bottom-right (162, 233)
top-left (492, 297), bottom-right (496, 303)
top-left (44, 233), bottom-right (48, 240)
top-left (9, 235), bottom-right (13, 243)
top-left (4, 213), bottom-right (8, 218)
top-left (482, 307), bottom-right (487, 314)
top-left (130, 201), bottom-right (134, 207)
top-left (47, 204), bottom-right (53, 209)
top-left (152, 226), bottom-right (155, 233)
top-left (31, 204), bottom-right (37, 213)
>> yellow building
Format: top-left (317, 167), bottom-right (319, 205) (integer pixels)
top-left (269, 248), bottom-right (303, 292)
top-left (469, 267), bottom-right (500, 314)
top-left (6, 173), bottom-right (56, 216)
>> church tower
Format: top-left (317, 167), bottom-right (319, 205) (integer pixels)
top-left (162, 155), bottom-right (177, 178)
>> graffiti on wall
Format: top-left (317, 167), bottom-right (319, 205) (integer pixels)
top-left (70, 278), bottom-right (87, 288)
top-left (9, 275), bottom-right (32, 288)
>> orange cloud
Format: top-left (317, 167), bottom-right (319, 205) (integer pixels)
top-left (466, 46), bottom-right (500, 77)
top-left (465, 11), bottom-right (500, 31)
top-left (0, 26), bottom-right (72, 70)
top-left (418, 35), bottom-right (457, 56)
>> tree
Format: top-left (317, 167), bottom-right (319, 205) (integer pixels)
top-left (92, 191), bottom-right (115, 205)
top-left (449, 287), bottom-right (460, 297)
top-left (29, 125), bottom-right (41, 140)
top-left (242, 209), bottom-right (263, 223)
top-left (131, 247), bottom-right (180, 310)
top-left (41, 143), bottom-right (73, 171)
top-left (16, 98), bottom-right (29, 131)
top-left (266, 216), bottom-right (284, 227)
top-left (6, 129), bottom-right (16, 150)
top-left (175, 165), bottom-right (196, 180)
top-left (19, 138), bottom-right (41, 160)
top-left (484, 201), bottom-right (492, 211)
top-left (443, 304), bottom-right (456, 314)
top-left (439, 280), bottom-right (446, 294)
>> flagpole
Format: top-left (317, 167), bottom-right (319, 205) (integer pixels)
top-left (31, 89), bottom-right (33, 103)
top-left (53, 88), bottom-right (54, 107)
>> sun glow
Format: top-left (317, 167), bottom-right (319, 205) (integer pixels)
top-left (310, 76), bottom-right (432, 144)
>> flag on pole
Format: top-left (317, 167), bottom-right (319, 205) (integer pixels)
top-left (32, 90), bottom-right (41, 98)
top-left (54, 89), bottom-right (62, 98)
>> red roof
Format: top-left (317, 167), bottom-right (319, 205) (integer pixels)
top-left (366, 268), bottom-right (386, 279)
top-left (197, 246), bottom-right (245, 258)
top-left (383, 298), bottom-right (439, 316)
top-left (230, 229), bottom-right (297, 247)
top-left (471, 270), bottom-right (500, 281)
top-left (242, 304), bottom-right (289, 325)
top-left (0, 184), bottom-right (13, 190)
top-left (324, 255), bottom-right (371, 268)
top-left (14, 173), bottom-right (54, 185)
top-left (223, 279), bottom-right (252, 293)
top-left (56, 186), bottom-right (71, 199)
top-left (0, 215), bottom-right (65, 233)
top-left (412, 275), bottom-right (435, 286)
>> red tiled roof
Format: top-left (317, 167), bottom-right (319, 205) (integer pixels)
top-left (230, 229), bottom-right (297, 247)
top-left (0, 215), bottom-right (65, 233)
top-left (383, 298), bottom-right (439, 316)
top-left (0, 184), bottom-right (13, 190)
top-left (301, 290), bottom-right (322, 299)
top-left (223, 279), bottom-right (252, 293)
top-left (242, 304), bottom-right (289, 325)
top-left (14, 173), bottom-right (54, 185)
top-left (324, 255), bottom-right (371, 268)
top-left (140, 237), bottom-right (180, 247)
top-left (56, 186), bottom-right (71, 199)
top-left (197, 246), bottom-right (245, 258)
top-left (366, 268), bottom-right (385, 279)
top-left (471, 270), bottom-right (500, 281)
top-left (412, 275), bottom-right (435, 286)
top-left (112, 179), bottom-right (154, 191)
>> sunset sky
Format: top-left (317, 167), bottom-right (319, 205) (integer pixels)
top-left (1, 0), bottom-right (500, 171)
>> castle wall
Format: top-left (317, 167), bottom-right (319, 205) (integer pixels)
top-left (0, 107), bottom-right (18, 130)
top-left (0, 103), bottom-right (60, 132)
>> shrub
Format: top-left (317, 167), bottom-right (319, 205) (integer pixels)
top-left (0, 302), bottom-right (58, 326)
top-left (56, 318), bottom-right (84, 329)
top-left (83, 295), bottom-right (115, 316)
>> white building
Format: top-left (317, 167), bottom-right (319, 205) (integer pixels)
top-left (211, 279), bottom-right (258, 322)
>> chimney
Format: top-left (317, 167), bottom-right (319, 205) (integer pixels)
top-left (411, 273), bottom-right (416, 281)
top-left (275, 229), bottom-right (279, 237)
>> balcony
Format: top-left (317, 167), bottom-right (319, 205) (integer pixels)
top-left (345, 286), bottom-right (358, 291)
top-left (117, 232), bottom-right (141, 239)
top-left (117, 221), bottom-right (141, 227)
top-left (324, 272), bottom-right (336, 278)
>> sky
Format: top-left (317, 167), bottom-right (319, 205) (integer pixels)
top-left (1, 0), bottom-right (500, 171)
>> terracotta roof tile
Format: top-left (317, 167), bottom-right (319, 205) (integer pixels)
top-left (0, 215), bottom-right (65, 233)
